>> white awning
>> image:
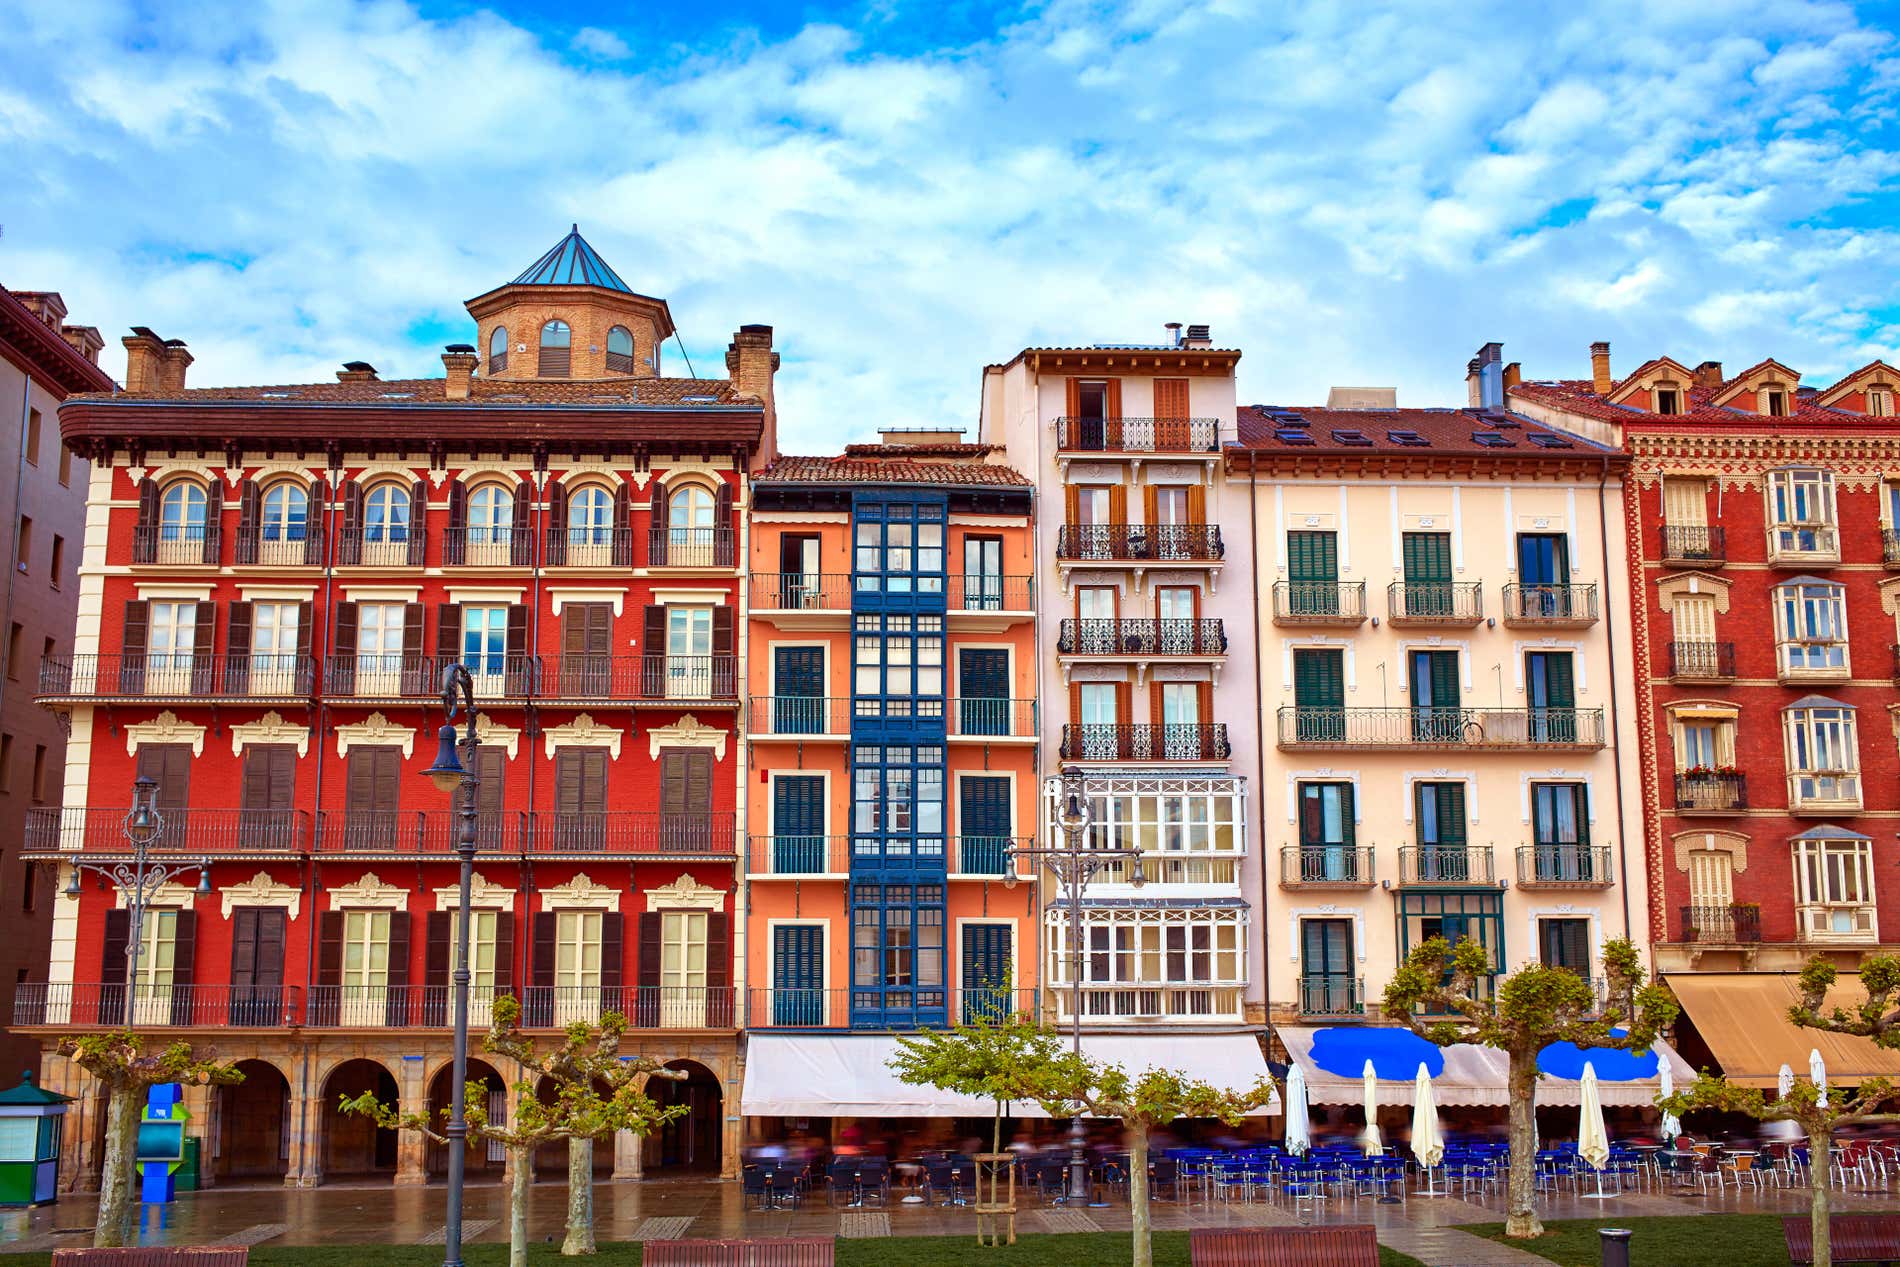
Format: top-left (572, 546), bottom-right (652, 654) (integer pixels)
top-left (742, 1032), bottom-right (1279, 1118)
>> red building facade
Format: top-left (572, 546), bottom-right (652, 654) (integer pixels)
top-left (1509, 351), bottom-right (1900, 999)
top-left (21, 230), bottom-right (775, 1189)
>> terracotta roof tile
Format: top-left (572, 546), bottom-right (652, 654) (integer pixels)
top-left (1509, 377), bottom-right (1882, 429)
top-left (841, 442), bottom-right (999, 459)
top-left (1231, 405), bottom-right (1611, 455)
top-left (757, 454), bottom-right (1033, 487)
top-left (65, 375), bottom-right (750, 407)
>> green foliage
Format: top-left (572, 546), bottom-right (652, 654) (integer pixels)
top-left (1028, 1052), bottom-right (1274, 1128)
top-left (57, 1030), bottom-right (245, 1091)
top-left (1790, 951), bottom-right (1900, 1045)
top-left (887, 1007), bottom-right (1065, 1109)
top-left (1661, 1066), bottom-right (1898, 1135)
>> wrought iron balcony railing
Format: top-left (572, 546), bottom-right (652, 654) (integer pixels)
top-left (1675, 772), bottom-right (1747, 813)
top-left (647, 526), bottom-right (736, 568)
top-left (39, 654), bottom-right (317, 701)
top-left (1057, 618), bottom-right (1226, 656)
top-left (1276, 706), bottom-right (1606, 749)
top-left (520, 811), bottom-right (734, 856)
top-left (747, 695), bottom-right (853, 736)
top-left (1515, 845), bottom-right (1614, 887)
top-left (1396, 845), bottom-right (1496, 885)
top-left (1501, 583), bottom-right (1599, 626)
top-left (1679, 904), bottom-right (1762, 944)
top-left (334, 527), bottom-right (424, 567)
top-left (1386, 581), bottom-right (1484, 625)
top-left (1660, 524), bottom-right (1726, 566)
top-left (948, 573), bottom-right (1035, 611)
top-left (235, 527), bottom-right (324, 567)
top-left (324, 654), bottom-right (539, 699)
top-left (1055, 416), bottom-right (1221, 453)
top-left (132, 524), bottom-right (221, 566)
top-left (1279, 845), bottom-right (1375, 888)
top-left (1271, 581), bottom-right (1368, 626)
top-left (12, 982), bottom-right (303, 1029)
top-left (744, 988), bottom-right (1041, 1029)
top-left (1055, 524), bottom-right (1224, 562)
top-left (945, 697), bottom-right (1038, 738)
top-left (1667, 641), bottom-right (1736, 680)
top-left (1059, 724), bottom-right (1230, 762)
top-left (538, 654), bottom-right (737, 702)
top-left (442, 526), bottom-right (533, 567)
top-left (544, 527), bottom-right (634, 567)
top-left (1298, 973), bottom-right (1364, 1018)
top-left (25, 807), bottom-right (308, 857)
top-left (749, 572), bottom-right (852, 611)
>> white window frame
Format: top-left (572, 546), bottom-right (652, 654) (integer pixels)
top-left (1793, 835), bottom-right (1878, 942)
top-left (1766, 468), bottom-right (1839, 562)
top-left (1774, 581), bottom-right (1849, 678)
top-left (1784, 704), bottom-right (1862, 810)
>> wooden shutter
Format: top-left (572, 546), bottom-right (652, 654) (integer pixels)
top-left (706, 911), bottom-right (731, 1025)
top-left (437, 603), bottom-right (461, 660)
top-left (1064, 485), bottom-right (1080, 525)
top-left (339, 480), bottom-right (363, 564)
top-left (1402, 532), bottom-right (1452, 583)
top-left (236, 479), bottom-right (260, 564)
top-left (505, 604), bottom-right (529, 693)
top-left (304, 478), bottom-right (325, 566)
top-left (1143, 485), bottom-right (1157, 526)
top-left (295, 601), bottom-right (313, 688)
top-left (1154, 378), bottom-right (1189, 419)
top-left (136, 743), bottom-right (192, 810)
top-left (1664, 478), bottom-right (1708, 527)
top-left (563, 604), bottom-right (611, 654)
top-left (612, 483), bottom-right (632, 567)
top-left (168, 909), bottom-right (197, 1024)
top-left (193, 600), bottom-right (217, 692)
top-left (426, 912), bottom-right (451, 984)
top-left (1108, 484), bottom-right (1126, 526)
top-left (510, 478), bottom-right (534, 566)
top-left (445, 480), bottom-right (467, 565)
top-left (714, 481), bottom-right (735, 566)
top-left (330, 601), bottom-right (358, 693)
top-left (646, 480), bottom-right (668, 566)
top-left (529, 911), bottom-right (556, 1025)
top-left (101, 908), bottom-right (130, 984)
top-left (120, 601), bottom-right (150, 694)
top-left (1065, 377), bottom-right (1081, 422)
top-left (546, 486), bottom-right (568, 565)
top-left (711, 606), bottom-right (735, 697)
top-left (384, 910), bottom-right (412, 1025)
top-left (475, 746), bottom-right (506, 833)
top-left (134, 479), bottom-right (159, 563)
top-left (637, 912), bottom-right (662, 990)
top-left (405, 479), bottom-right (428, 565)
top-left (1186, 483), bottom-right (1206, 523)
top-left (641, 604), bottom-right (666, 696)
top-left (225, 601), bottom-right (254, 694)
top-left (231, 907), bottom-right (260, 987)
top-left (1286, 531), bottom-right (1338, 583)
top-left (1293, 649), bottom-right (1345, 710)
top-left (317, 911), bottom-right (344, 987)
top-left (1104, 379), bottom-right (1123, 448)
top-left (1672, 595), bottom-right (1716, 644)
top-left (201, 481), bottom-right (222, 564)
top-left (493, 912), bottom-right (514, 991)
top-left (599, 912), bottom-right (624, 1009)
top-left (400, 601), bottom-right (426, 694)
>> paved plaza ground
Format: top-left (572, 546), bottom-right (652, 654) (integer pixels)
top-left (3, 1176), bottom-right (1898, 1264)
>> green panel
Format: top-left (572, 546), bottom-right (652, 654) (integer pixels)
top-left (1401, 532), bottom-right (1452, 583)
top-left (1416, 782), bottom-right (1466, 846)
top-left (1293, 649), bottom-right (1344, 709)
top-left (0, 1161), bottom-right (35, 1206)
top-left (1286, 531), bottom-right (1338, 583)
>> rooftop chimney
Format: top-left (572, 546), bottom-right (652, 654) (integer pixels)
top-left (1471, 341), bottom-right (1504, 412)
top-left (725, 324), bottom-right (778, 401)
top-left (1590, 341), bottom-right (1613, 395)
top-left (122, 327), bottom-right (167, 393)
top-left (337, 361), bottom-right (378, 384)
top-left (157, 339), bottom-right (193, 393)
top-left (442, 345), bottom-right (478, 401)
top-left (1164, 321), bottom-right (1184, 348)
top-left (1503, 362), bottom-right (1522, 390)
top-left (1183, 324), bottom-right (1212, 350)
top-left (1695, 360), bottom-right (1724, 390)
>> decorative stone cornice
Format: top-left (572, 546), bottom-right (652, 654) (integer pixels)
top-left (125, 710), bottom-right (206, 758)
top-left (335, 712), bottom-right (416, 758)
top-left (433, 871), bottom-right (517, 912)
top-left (221, 870), bottom-right (302, 920)
top-left (544, 713), bottom-right (624, 760)
top-left (326, 871), bottom-right (408, 910)
top-left (230, 711), bottom-right (311, 757)
top-left (539, 872), bottom-right (621, 911)
top-left (644, 872), bottom-right (725, 913)
top-left (646, 714), bottom-right (726, 761)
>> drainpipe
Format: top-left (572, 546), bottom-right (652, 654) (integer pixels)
top-left (1596, 456), bottom-right (1635, 946)
top-left (300, 468), bottom-right (341, 1186)
top-left (525, 467), bottom-right (542, 993)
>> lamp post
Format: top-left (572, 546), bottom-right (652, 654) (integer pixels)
top-left (421, 663), bottom-right (483, 1267)
top-left (64, 775), bottom-right (210, 1028)
top-left (1005, 769), bottom-right (1144, 1206)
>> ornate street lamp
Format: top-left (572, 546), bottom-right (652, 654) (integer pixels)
top-left (421, 663), bottom-right (483, 1267)
top-left (1005, 768), bottom-right (1144, 1206)
top-left (65, 774), bottom-right (210, 1028)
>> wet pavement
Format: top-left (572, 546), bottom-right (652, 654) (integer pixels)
top-left (3, 1175), bottom-right (1898, 1259)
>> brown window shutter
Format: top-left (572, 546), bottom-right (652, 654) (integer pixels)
top-left (236, 479), bottom-right (260, 565)
top-left (269, 745), bottom-right (295, 809)
top-left (437, 602), bottom-right (461, 660)
top-left (223, 601), bottom-right (253, 694)
top-left (637, 912), bottom-right (662, 990)
top-left (1187, 484), bottom-right (1206, 524)
top-left (1109, 484), bottom-right (1127, 526)
top-left (546, 486), bottom-right (568, 565)
top-left (646, 479), bottom-right (667, 565)
top-left (384, 910), bottom-right (411, 1024)
top-left (406, 479), bottom-right (428, 565)
top-left (1068, 682), bottom-right (1082, 726)
top-left (317, 911), bottom-right (344, 987)
top-left (426, 911), bottom-right (451, 983)
top-left (510, 479), bottom-right (535, 566)
top-left (445, 480), bottom-right (467, 565)
top-left (1150, 679), bottom-right (1165, 728)
top-left (554, 749), bottom-right (582, 816)
top-left (240, 744), bottom-right (272, 812)
top-left (1105, 379), bottom-right (1123, 448)
top-left (714, 481), bottom-right (735, 566)
top-left (340, 480), bottom-right (363, 564)
top-left (400, 602), bottom-right (425, 694)
top-left (1064, 377), bottom-right (1080, 420)
top-left (641, 604), bottom-right (666, 695)
top-left (193, 600), bottom-right (217, 693)
top-left (138, 744), bottom-right (192, 808)
top-left (599, 912), bottom-right (624, 1002)
top-left (330, 601), bottom-right (358, 693)
top-left (1064, 485), bottom-right (1079, 525)
top-left (660, 749), bottom-right (684, 816)
top-left (711, 606), bottom-right (735, 696)
top-left (493, 912), bottom-right (514, 990)
top-left (256, 909), bottom-right (285, 988)
top-left (134, 479), bottom-right (159, 563)
top-left (1116, 683), bottom-right (1132, 726)
top-left (1143, 485), bottom-right (1157, 525)
top-left (475, 746), bottom-right (506, 824)
top-left (1155, 378), bottom-right (1189, 419)
top-left (101, 908), bottom-right (131, 984)
top-left (304, 478), bottom-right (326, 566)
top-left (295, 601), bottom-right (314, 688)
top-left (201, 480), bottom-right (223, 565)
top-left (332, 601), bottom-right (358, 657)
top-left (531, 911), bottom-right (557, 1025)
top-left (373, 746), bottom-right (400, 813)
top-left (706, 910), bottom-right (731, 1025)
top-left (231, 908), bottom-right (258, 987)
top-left (506, 598), bottom-right (528, 658)
top-left (170, 907), bottom-right (196, 982)
top-left (612, 483), bottom-right (632, 567)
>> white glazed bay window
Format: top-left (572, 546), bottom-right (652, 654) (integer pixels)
top-left (1045, 905), bottom-right (1247, 1021)
top-left (1784, 701), bottom-right (1861, 811)
top-left (1767, 468), bottom-right (1838, 561)
top-left (1792, 829), bottom-right (1878, 943)
top-left (1045, 775), bottom-right (1246, 885)
top-left (1774, 580), bottom-right (1849, 679)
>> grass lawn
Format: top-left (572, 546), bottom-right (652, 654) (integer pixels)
top-left (0, 1233), bottom-right (1427, 1267)
top-left (1466, 1214), bottom-right (1793, 1266)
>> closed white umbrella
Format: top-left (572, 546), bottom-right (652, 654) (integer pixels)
top-left (1579, 1061), bottom-right (1612, 1199)
top-left (1284, 1062), bottom-right (1310, 1157)
top-left (1411, 1062), bottom-right (1443, 1169)
top-left (1779, 1063), bottom-right (1796, 1101)
top-left (1360, 1059), bottom-right (1383, 1156)
top-left (1658, 1055), bottom-right (1682, 1142)
top-left (1811, 1049), bottom-right (1828, 1108)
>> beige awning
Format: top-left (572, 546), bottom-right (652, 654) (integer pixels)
top-left (1666, 972), bottom-right (1900, 1088)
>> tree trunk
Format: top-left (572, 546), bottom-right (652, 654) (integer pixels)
top-left (509, 1144), bottom-right (533, 1267)
top-left (992, 1104), bottom-right (1004, 1208)
top-left (1810, 1124), bottom-right (1832, 1267)
top-left (1129, 1122), bottom-right (1152, 1267)
top-left (562, 1137), bottom-right (595, 1255)
top-left (93, 1084), bottom-right (141, 1247)
top-left (1503, 1054), bottom-right (1543, 1239)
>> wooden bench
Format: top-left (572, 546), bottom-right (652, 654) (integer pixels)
top-left (1190, 1225), bottom-right (1381, 1267)
top-left (1784, 1214), bottom-right (1900, 1266)
top-left (53, 1251), bottom-right (250, 1267)
top-left (642, 1237), bottom-right (835, 1267)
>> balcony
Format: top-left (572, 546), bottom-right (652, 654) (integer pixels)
top-left (1776, 640), bottom-right (1849, 684)
top-left (543, 527), bottom-right (634, 568)
top-left (1515, 845), bottom-right (1614, 888)
top-left (1271, 582), bottom-right (1368, 628)
top-left (1501, 583), bottom-right (1599, 628)
top-left (1787, 771), bottom-right (1861, 815)
top-left (647, 526), bottom-right (736, 569)
top-left (948, 573), bottom-right (1035, 614)
top-left (1396, 845), bottom-right (1496, 886)
top-left (1276, 707), bottom-right (1606, 750)
top-left (1058, 618), bottom-right (1227, 657)
top-left (1797, 903), bottom-right (1879, 944)
top-left (324, 654), bottom-right (536, 702)
top-left (235, 528), bottom-right (324, 568)
top-left (308, 985), bottom-right (738, 1030)
top-left (442, 526), bottom-right (531, 567)
top-left (1299, 974), bottom-right (1365, 1018)
top-left (24, 807), bottom-right (308, 858)
top-left (12, 983), bottom-right (303, 1030)
top-left (1667, 641), bottom-right (1736, 682)
top-left (1675, 771), bottom-right (1747, 814)
top-left (1279, 845), bottom-right (1375, 889)
top-left (1660, 524), bottom-right (1727, 567)
top-left (1055, 416), bottom-right (1221, 454)
top-left (132, 524), bottom-right (221, 566)
top-left (946, 698), bottom-right (1038, 740)
top-left (1049, 985), bottom-right (1245, 1025)
top-left (745, 988), bottom-right (1041, 1029)
top-left (1679, 904), bottom-right (1762, 944)
top-left (1766, 523), bottom-right (1839, 567)
top-left (39, 654), bottom-right (317, 704)
top-left (334, 528), bottom-right (423, 567)
top-left (1055, 524), bottom-right (1223, 563)
top-left (749, 572), bottom-right (851, 621)
top-left (1887, 529), bottom-right (1900, 568)
top-left (314, 810), bottom-right (514, 856)
top-left (536, 655), bottom-right (737, 704)
top-left (747, 696), bottom-right (852, 738)
top-left (1059, 724), bottom-right (1229, 762)
top-left (520, 811), bottom-right (735, 858)
top-left (1386, 582), bottom-right (1484, 626)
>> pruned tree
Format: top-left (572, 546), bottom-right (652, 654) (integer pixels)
top-left (1032, 1055), bottom-right (1274, 1267)
top-left (1663, 1071), bottom-right (1898, 1267)
top-left (1790, 952), bottom-right (1900, 1045)
top-left (57, 1031), bottom-right (243, 1248)
top-left (1382, 935), bottom-right (1677, 1238)
top-left (888, 1004), bottom-right (1065, 1244)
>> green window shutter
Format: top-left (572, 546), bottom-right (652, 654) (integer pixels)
top-left (1402, 532), bottom-right (1451, 583)
top-left (1293, 649), bottom-right (1344, 709)
top-left (1543, 653), bottom-right (1575, 709)
top-left (1287, 531), bottom-right (1338, 583)
top-left (1429, 651), bottom-right (1460, 708)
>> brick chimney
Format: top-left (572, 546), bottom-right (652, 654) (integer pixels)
top-left (1590, 341), bottom-right (1613, 395)
top-left (337, 361), bottom-right (378, 384)
top-left (442, 345), bottom-right (478, 401)
top-left (122, 327), bottom-right (167, 393)
top-left (1695, 360), bottom-right (1724, 390)
top-left (1503, 362), bottom-right (1522, 390)
top-left (725, 325), bottom-right (778, 401)
top-left (157, 339), bottom-right (193, 393)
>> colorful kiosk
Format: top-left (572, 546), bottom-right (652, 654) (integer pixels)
top-left (0, 1070), bottom-right (72, 1206)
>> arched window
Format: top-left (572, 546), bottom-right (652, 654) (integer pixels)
top-left (606, 326), bottom-right (635, 375)
top-left (261, 482), bottom-right (307, 542)
top-left (159, 481), bottom-right (206, 543)
top-left (364, 482), bottom-right (410, 543)
top-left (488, 325), bottom-right (508, 375)
top-left (539, 319), bottom-right (571, 378)
top-left (569, 485), bottom-right (612, 546)
top-left (468, 483), bottom-right (514, 546)
top-left (669, 484), bottom-right (715, 564)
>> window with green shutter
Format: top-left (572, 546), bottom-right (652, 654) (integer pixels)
top-left (1402, 532), bottom-right (1453, 617)
top-left (1293, 648), bottom-right (1345, 741)
top-left (1287, 531), bottom-right (1339, 616)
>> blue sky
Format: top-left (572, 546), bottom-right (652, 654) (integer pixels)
top-left (3, 0), bottom-right (1898, 451)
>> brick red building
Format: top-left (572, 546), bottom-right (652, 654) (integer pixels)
top-left (21, 229), bottom-right (775, 1189)
top-left (1509, 348), bottom-right (1900, 1069)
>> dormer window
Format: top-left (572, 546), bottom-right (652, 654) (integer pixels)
top-left (1762, 384), bottom-right (1789, 417)
top-left (539, 320), bottom-right (571, 378)
top-left (1654, 384), bottom-right (1682, 415)
top-left (606, 326), bottom-right (635, 375)
top-left (1870, 386), bottom-right (1893, 418)
top-left (488, 325), bottom-right (508, 375)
